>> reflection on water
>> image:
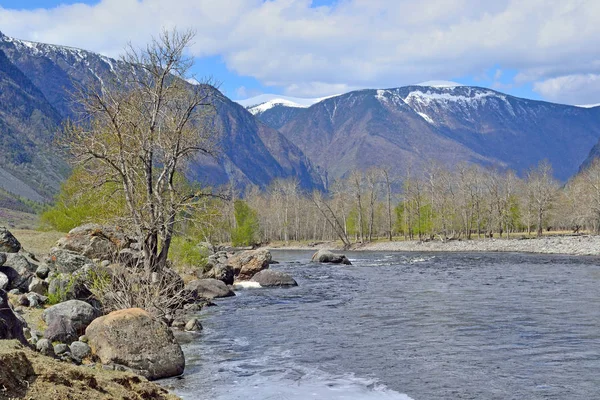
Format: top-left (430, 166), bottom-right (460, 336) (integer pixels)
top-left (165, 250), bottom-right (600, 400)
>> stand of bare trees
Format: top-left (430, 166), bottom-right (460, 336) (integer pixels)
top-left (226, 159), bottom-right (600, 245)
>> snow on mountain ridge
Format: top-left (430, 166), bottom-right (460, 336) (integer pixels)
top-left (248, 99), bottom-right (306, 115)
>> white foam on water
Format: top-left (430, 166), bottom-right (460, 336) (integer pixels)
top-left (233, 281), bottom-right (262, 289)
top-left (183, 369), bottom-right (415, 400)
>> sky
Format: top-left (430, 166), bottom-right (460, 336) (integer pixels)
top-left (0, 0), bottom-right (599, 105)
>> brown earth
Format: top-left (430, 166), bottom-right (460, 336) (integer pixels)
top-left (0, 340), bottom-right (180, 400)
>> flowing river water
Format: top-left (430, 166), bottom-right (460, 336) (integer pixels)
top-left (165, 250), bottom-right (600, 399)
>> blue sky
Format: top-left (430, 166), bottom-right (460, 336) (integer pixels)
top-left (1, 0), bottom-right (598, 104)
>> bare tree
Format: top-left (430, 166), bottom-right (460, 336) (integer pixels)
top-left (64, 29), bottom-right (219, 272)
top-left (526, 161), bottom-right (559, 237)
top-left (381, 167), bottom-right (395, 241)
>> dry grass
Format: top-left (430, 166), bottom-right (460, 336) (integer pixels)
top-left (0, 208), bottom-right (39, 230)
top-left (0, 340), bottom-right (180, 400)
top-left (11, 229), bottom-right (64, 257)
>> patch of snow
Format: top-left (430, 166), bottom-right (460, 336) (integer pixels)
top-left (415, 80), bottom-right (464, 88)
top-left (248, 98), bottom-right (306, 115)
top-left (417, 112), bottom-right (435, 124)
top-left (237, 93), bottom-right (341, 109)
top-left (576, 103), bottom-right (600, 108)
top-left (404, 88), bottom-right (506, 107)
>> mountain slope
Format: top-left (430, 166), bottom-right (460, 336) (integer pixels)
top-left (0, 32), bottom-right (323, 199)
top-left (0, 48), bottom-right (68, 203)
top-left (273, 86), bottom-right (600, 182)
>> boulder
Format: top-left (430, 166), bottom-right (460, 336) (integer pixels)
top-left (35, 264), bottom-right (50, 279)
top-left (0, 289), bottom-right (27, 345)
top-left (53, 343), bottom-right (69, 356)
top-left (46, 248), bottom-right (94, 274)
top-left (56, 224), bottom-right (133, 260)
top-left (42, 300), bottom-right (100, 343)
top-left (36, 338), bottom-right (55, 357)
top-left (202, 263), bottom-right (234, 285)
top-left (0, 228), bottom-right (21, 253)
top-left (0, 265), bottom-right (33, 293)
top-left (185, 279), bottom-right (235, 300)
top-left (229, 249), bottom-right (272, 280)
top-left (25, 293), bottom-right (47, 308)
top-left (311, 249), bottom-right (352, 265)
top-left (85, 308), bottom-right (185, 380)
top-left (48, 273), bottom-right (93, 303)
top-left (0, 252), bottom-right (5, 266)
top-left (185, 318), bottom-right (202, 332)
top-left (250, 269), bottom-right (298, 287)
top-left (0, 272), bottom-right (8, 291)
top-left (28, 278), bottom-right (48, 296)
top-left (69, 341), bottom-right (91, 361)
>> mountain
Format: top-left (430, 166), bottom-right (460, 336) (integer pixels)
top-left (0, 48), bottom-right (68, 204)
top-left (0, 32), bottom-right (323, 204)
top-left (260, 85), bottom-right (600, 184)
top-left (238, 94), bottom-right (339, 130)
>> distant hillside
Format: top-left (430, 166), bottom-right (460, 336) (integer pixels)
top-left (254, 85), bottom-right (600, 184)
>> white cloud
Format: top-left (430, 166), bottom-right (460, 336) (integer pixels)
top-left (533, 74), bottom-right (600, 105)
top-left (1, 0), bottom-right (599, 102)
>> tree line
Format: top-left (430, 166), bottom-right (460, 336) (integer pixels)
top-left (222, 159), bottom-right (600, 246)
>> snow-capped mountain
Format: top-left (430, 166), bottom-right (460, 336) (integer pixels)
top-left (0, 32), bottom-right (323, 205)
top-left (267, 85), bottom-right (600, 184)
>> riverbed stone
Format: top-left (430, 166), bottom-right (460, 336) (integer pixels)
top-left (229, 249), bottom-right (272, 280)
top-left (311, 249), bottom-right (352, 265)
top-left (185, 278), bottom-right (235, 300)
top-left (184, 318), bottom-right (202, 332)
top-left (250, 269), bottom-right (298, 287)
top-left (85, 308), bottom-right (185, 380)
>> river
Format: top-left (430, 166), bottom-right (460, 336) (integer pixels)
top-left (165, 250), bottom-right (600, 399)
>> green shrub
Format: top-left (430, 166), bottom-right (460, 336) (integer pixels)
top-left (168, 236), bottom-right (209, 270)
top-left (231, 200), bottom-right (259, 246)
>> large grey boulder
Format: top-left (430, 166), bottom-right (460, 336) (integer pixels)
top-left (0, 289), bottom-right (28, 345)
top-left (86, 308), bottom-right (185, 380)
top-left (229, 249), bottom-right (272, 280)
top-left (0, 252), bottom-right (6, 266)
top-left (202, 263), bottom-right (234, 285)
top-left (185, 279), bottom-right (235, 300)
top-left (0, 254), bottom-right (37, 293)
top-left (0, 228), bottom-right (21, 253)
top-left (311, 249), bottom-right (352, 265)
top-left (46, 248), bottom-right (94, 274)
top-left (42, 300), bottom-right (100, 343)
top-left (56, 224), bottom-right (133, 260)
top-left (250, 269), bottom-right (298, 287)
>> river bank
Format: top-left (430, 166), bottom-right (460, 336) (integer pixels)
top-left (267, 234), bottom-right (600, 256)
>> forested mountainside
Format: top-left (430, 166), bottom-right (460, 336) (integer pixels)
top-left (0, 32), bottom-right (322, 207)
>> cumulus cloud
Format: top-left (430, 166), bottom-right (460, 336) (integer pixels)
top-left (0, 0), bottom-right (599, 102)
top-left (533, 74), bottom-right (600, 105)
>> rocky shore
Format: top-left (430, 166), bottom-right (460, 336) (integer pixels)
top-left (0, 224), bottom-right (300, 399)
top-left (269, 235), bottom-right (600, 256)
